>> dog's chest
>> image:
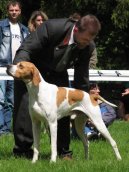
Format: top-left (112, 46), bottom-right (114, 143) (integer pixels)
top-left (29, 100), bottom-right (49, 120)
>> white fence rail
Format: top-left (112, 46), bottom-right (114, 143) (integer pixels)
top-left (1, 67), bottom-right (129, 81)
top-left (0, 67), bottom-right (13, 80)
top-left (68, 69), bottom-right (129, 81)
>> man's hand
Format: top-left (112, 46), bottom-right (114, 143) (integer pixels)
top-left (122, 88), bottom-right (129, 96)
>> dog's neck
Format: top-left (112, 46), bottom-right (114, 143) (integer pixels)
top-left (25, 74), bottom-right (52, 99)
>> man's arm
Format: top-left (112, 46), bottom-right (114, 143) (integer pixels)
top-left (74, 58), bottom-right (90, 92)
top-left (73, 43), bottom-right (96, 92)
top-left (13, 23), bottom-right (49, 64)
top-left (89, 48), bottom-right (98, 69)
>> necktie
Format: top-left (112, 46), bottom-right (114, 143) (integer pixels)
top-left (55, 43), bottom-right (77, 72)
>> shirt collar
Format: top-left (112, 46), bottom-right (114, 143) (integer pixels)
top-left (69, 25), bottom-right (75, 45)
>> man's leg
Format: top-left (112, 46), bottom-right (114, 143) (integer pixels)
top-left (57, 116), bottom-right (72, 158)
top-left (13, 80), bottom-right (33, 158)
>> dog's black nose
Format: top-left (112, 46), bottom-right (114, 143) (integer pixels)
top-left (6, 64), bottom-right (12, 75)
top-left (7, 64), bottom-right (12, 70)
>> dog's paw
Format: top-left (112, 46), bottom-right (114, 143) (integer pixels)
top-left (32, 156), bottom-right (38, 163)
top-left (50, 158), bottom-right (56, 163)
top-left (117, 156), bottom-right (122, 161)
top-left (32, 159), bottom-right (37, 163)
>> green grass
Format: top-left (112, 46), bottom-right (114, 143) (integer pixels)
top-left (0, 120), bottom-right (129, 172)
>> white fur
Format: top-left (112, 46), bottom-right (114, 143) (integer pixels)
top-left (7, 62), bottom-right (122, 163)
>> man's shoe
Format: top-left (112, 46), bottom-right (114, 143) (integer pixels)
top-left (62, 154), bottom-right (72, 160)
top-left (13, 147), bottom-right (33, 159)
top-left (24, 149), bottom-right (33, 159)
top-left (59, 149), bottom-right (73, 160)
top-left (98, 132), bottom-right (105, 140)
top-left (87, 132), bottom-right (99, 140)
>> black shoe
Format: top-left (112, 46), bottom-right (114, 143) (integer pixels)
top-left (98, 133), bottom-right (105, 140)
top-left (13, 147), bottom-right (33, 159)
top-left (87, 132), bottom-right (99, 141)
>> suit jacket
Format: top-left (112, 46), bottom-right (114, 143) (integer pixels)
top-left (14, 18), bottom-right (96, 91)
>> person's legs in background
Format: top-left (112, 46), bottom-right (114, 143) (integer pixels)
top-left (0, 108), bottom-right (4, 133)
top-left (0, 80), bottom-right (13, 134)
top-left (0, 81), bottom-right (5, 133)
top-left (3, 80), bottom-right (14, 133)
top-left (84, 120), bottom-right (99, 140)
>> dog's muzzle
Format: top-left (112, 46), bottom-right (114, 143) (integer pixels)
top-left (6, 64), bottom-right (15, 76)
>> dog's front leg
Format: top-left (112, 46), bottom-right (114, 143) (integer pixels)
top-left (32, 120), bottom-right (41, 163)
top-left (49, 120), bottom-right (57, 162)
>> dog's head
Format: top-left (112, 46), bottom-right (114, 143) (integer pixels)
top-left (6, 61), bottom-right (41, 86)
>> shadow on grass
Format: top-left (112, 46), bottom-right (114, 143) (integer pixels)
top-left (39, 153), bottom-right (51, 160)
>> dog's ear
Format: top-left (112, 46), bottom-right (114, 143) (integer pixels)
top-left (32, 67), bottom-right (41, 86)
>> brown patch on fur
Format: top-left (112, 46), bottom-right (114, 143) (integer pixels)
top-left (15, 61), bottom-right (41, 86)
top-left (68, 89), bottom-right (84, 105)
top-left (15, 62), bottom-right (33, 79)
top-left (56, 87), bottom-right (67, 107)
top-left (32, 67), bottom-right (41, 86)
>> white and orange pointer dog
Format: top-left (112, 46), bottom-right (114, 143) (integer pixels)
top-left (7, 61), bottom-right (122, 163)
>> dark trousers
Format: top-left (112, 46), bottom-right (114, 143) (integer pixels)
top-left (13, 71), bottom-right (70, 154)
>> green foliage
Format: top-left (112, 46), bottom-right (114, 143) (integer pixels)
top-left (112, 0), bottom-right (129, 29)
top-left (0, 0), bottom-right (129, 69)
top-left (0, 0), bottom-right (8, 19)
top-left (40, 0), bottom-right (129, 69)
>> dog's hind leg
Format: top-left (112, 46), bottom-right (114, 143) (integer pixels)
top-left (73, 111), bottom-right (89, 159)
top-left (94, 120), bottom-right (121, 160)
top-left (81, 98), bottom-right (122, 161)
top-left (89, 110), bottom-right (122, 161)
top-left (32, 120), bottom-right (41, 163)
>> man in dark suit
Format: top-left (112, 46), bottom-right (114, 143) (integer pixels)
top-left (13, 14), bottom-right (101, 159)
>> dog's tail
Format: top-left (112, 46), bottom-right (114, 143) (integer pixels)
top-left (98, 95), bottom-right (117, 107)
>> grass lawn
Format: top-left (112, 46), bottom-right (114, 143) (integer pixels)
top-left (0, 120), bottom-right (129, 172)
